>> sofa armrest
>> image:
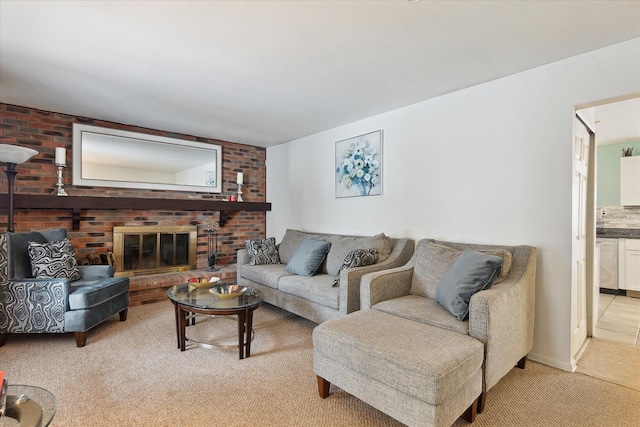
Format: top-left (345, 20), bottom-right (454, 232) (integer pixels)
top-left (359, 266), bottom-right (414, 309)
top-left (468, 245), bottom-right (536, 391)
top-left (237, 248), bottom-right (249, 266)
top-left (0, 278), bottom-right (70, 333)
top-left (338, 238), bottom-right (415, 315)
top-left (79, 265), bottom-right (114, 279)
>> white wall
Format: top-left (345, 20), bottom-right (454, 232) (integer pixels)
top-left (266, 38), bottom-right (640, 370)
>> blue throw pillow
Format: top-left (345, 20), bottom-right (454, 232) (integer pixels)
top-left (285, 238), bottom-right (332, 276)
top-left (435, 248), bottom-right (503, 321)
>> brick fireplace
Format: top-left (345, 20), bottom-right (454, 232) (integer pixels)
top-left (1, 103), bottom-right (269, 304)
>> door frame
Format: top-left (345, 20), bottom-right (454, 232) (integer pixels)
top-left (572, 93), bottom-right (640, 369)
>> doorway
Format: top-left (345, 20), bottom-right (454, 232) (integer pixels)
top-left (573, 95), bottom-right (640, 376)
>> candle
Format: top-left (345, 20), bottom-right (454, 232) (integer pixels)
top-left (55, 147), bottom-right (66, 166)
top-left (236, 172), bottom-right (243, 185)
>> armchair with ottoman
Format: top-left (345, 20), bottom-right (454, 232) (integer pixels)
top-left (0, 228), bottom-right (129, 347)
top-left (313, 238), bottom-right (536, 426)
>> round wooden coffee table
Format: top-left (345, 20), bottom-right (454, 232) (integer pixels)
top-left (167, 283), bottom-right (263, 359)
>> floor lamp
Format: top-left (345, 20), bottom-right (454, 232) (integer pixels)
top-left (0, 144), bottom-right (38, 233)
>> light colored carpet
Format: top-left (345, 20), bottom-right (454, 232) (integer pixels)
top-left (576, 337), bottom-right (640, 392)
top-left (1, 301), bottom-right (639, 427)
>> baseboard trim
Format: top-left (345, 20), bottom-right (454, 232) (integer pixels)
top-left (528, 351), bottom-right (574, 372)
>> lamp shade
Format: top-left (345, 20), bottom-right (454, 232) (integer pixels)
top-left (0, 144), bottom-right (38, 164)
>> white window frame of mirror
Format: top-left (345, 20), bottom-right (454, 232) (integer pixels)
top-left (72, 124), bottom-right (223, 193)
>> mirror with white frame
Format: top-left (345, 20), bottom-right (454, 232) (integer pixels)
top-left (72, 124), bottom-right (222, 193)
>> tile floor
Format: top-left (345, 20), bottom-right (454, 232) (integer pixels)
top-left (595, 293), bottom-right (640, 346)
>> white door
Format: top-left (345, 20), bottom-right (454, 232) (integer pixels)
top-left (571, 117), bottom-right (590, 363)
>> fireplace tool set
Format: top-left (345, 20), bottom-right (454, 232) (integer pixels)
top-left (207, 221), bottom-right (220, 271)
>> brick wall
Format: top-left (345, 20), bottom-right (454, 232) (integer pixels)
top-left (0, 103), bottom-right (267, 267)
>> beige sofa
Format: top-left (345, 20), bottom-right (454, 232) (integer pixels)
top-left (313, 238), bottom-right (536, 425)
top-left (237, 229), bottom-right (414, 324)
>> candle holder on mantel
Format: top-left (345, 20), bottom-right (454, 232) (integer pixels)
top-left (53, 147), bottom-right (68, 196)
top-left (236, 172), bottom-right (244, 202)
top-left (237, 183), bottom-right (244, 202)
top-left (54, 164), bottom-right (68, 196)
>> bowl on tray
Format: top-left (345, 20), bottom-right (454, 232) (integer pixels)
top-left (187, 276), bottom-right (221, 289)
top-left (209, 284), bottom-right (247, 299)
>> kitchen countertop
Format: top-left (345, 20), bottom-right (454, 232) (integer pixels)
top-left (596, 228), bottom-right (640, 239)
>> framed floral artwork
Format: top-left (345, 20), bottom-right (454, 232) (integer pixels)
top-left (335, 130), bottom-right (382, 198)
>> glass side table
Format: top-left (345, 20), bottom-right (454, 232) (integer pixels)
top-left (2, 385), bottom-right (56, 427)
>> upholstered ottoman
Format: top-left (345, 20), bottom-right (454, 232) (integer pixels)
top-left (313, 309), bottom-right (483, 427)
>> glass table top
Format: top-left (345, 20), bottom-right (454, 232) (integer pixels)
top-left (167, 283), bottom-right (263, 310)
top-left (3, 384), bottom-right (56, 427)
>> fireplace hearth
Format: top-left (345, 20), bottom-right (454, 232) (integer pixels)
top-left (113, 226), bottom-right (197, 277)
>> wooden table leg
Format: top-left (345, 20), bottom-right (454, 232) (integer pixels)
top-left (245, 307), bottom-right (254, 358)
top-left (178, 307), bottom-right (187, 351)
top-left (174, 303), bottom-right (180, 349)
top-left (237, 310), bottom-right (246, 359)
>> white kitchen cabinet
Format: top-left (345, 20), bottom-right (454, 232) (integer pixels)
top-left (620, 156), bottom-right (640, 206)
top-left (618, 238), bottom-right (640, 291)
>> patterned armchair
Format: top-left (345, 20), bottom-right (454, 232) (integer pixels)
top-left (0, 228), bottom-right (129, 347)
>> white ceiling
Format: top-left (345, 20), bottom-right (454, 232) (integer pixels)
top-left (593, 97), bottom-right (640, 145)
top-left (1, 1), bottom-right (639, 148)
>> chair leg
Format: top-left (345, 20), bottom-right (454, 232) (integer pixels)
top-left (317, 376), bottom-right (331, 398)
top-left (462, 396), bottom-right (478, 423)
top-left (119, 308), bottom-right (128, 322)
top-left (517, 355), bottom-right (527, 369)
top-left (74, 331), bottom-right (88, 347)
top-left (477, 391), bottom-right (487, 414)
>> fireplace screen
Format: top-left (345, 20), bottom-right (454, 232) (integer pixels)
top-left (113, 226), bottom-right (197, 277)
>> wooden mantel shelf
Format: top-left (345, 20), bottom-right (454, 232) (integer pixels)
top-left (1, 194), bottom-right (271, 230)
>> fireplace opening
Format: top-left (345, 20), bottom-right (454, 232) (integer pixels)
top-left (113, 226), bottom-right (197, 277)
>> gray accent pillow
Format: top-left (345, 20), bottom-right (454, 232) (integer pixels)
top-left (435, 248), bottom-right (503, 321)
top-left (28, 238), bottom-right (82, 282)
top-left (245, 237), bottom-right (281, 265)
top-left (332, 248), bottom-right (378, 287)
top-left (285, 238), bottom-right (332, 277)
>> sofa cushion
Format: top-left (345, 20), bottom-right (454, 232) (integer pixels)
top-left (28, 238), bottom-right (82, 282)
top-left (278, 274), bottom-right (339, 309)
top-left (485, 249), bottom-right (512, 281)
top-left (410, 241), bottom-right (460, 299)
top-left (326, 233), bottom-right (391, 276)
top-left (332, 248), bottom-right (378, 287)
top-left (68, 277), bottom-right (129, 310)
top-left (240, 264), bottom-right (294, 289)
top-left (373, 295), bottom-right (469, 335)
top-left (285, 238), bottom-right (332, 276)
top-left (410, 242), bottom-right (512, 299)
top-left (435, 248), bottom-right (503, 321)
top-left (245, 237), bottom-right (281, 265)
top-left (278, 229), bottom-right (328, 264)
